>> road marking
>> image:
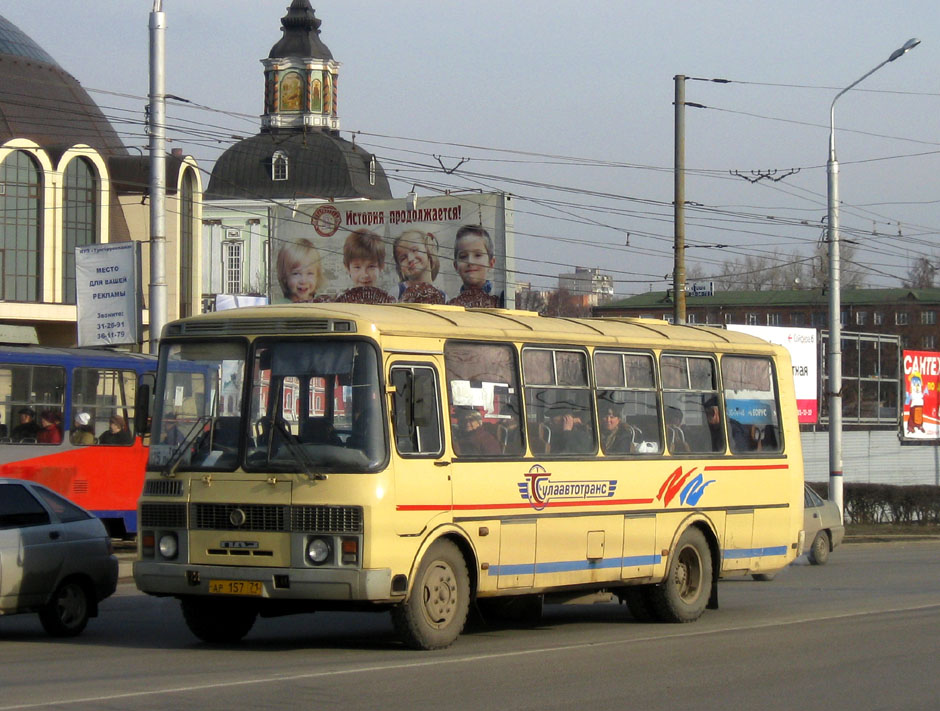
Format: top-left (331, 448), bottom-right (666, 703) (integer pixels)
top-left (2, 601), bottom-right (939, 710)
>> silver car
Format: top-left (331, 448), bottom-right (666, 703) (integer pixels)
top-left (0, 478), bottom-right (118, 636)
top-left (803, 483), bottom-right (845, 565)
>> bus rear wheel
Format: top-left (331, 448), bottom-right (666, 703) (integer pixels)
top-left (181, 597), bottom-right (257, 643)
top-left (649, 527), bottom-right (711, 623)
top-left (392, 539), bottom-right (469, 650)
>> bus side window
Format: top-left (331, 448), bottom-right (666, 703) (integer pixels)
top-left (722, 355), bottom-right (783, 454)
top-left (444, 341), bottom-right (524, 457)
top-left (391, 365), bottom-right (442, 456)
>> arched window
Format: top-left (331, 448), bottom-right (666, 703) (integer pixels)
top-left (179, 169), bottom-right (195, 317)
top-left (272, 151), bottom-right (288, 181)
top-left (0, 151), bottom-right (42, 301)
top-left (63, 157), bottom-right (99, 303)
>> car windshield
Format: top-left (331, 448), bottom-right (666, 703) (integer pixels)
top-left (148, 338), bottom-right (385, 475)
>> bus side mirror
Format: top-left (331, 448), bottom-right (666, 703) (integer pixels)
top-left (135, 383), bottom-right (151, 435)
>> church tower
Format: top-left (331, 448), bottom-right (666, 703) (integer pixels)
top-left (205, 2), bottom-right (391, 201)
top-left (262, 0), bottom-right (340, 133)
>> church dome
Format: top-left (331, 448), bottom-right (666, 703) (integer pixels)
top-left (205, 130), bottom-right (391, 200)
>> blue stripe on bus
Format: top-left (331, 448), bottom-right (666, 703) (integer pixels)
top-left (722, 546), bottom-right (788, 559)
top-left (486, 546), bottom-right (788, 576)
top-left (487, 554), bottom-right (663, 576)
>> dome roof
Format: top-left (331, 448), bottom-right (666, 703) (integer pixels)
top-left (205, 130), bottom-right (391, 201)
top-left (0, 15), bottom-right (128, 158)
top-left (269, 0), bottom-right (333, 61)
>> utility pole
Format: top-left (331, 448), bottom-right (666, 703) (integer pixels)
top-left (148, 1), bottom-right (167, 354)
top-left (673, 75), bottom-right (686, 324)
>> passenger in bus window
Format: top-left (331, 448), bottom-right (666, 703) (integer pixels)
top-left (71, 412), bottom-right (96, 445)
top-left (666, 406), bottom-right (690, 453)
top-left (99, 415), bottom-right (133, 445)
top-left (703, 398), bottom-right (726, 452)
top-left (11, 407), bottom-right (40, 441)
top-left (548, 406), bottom-right (592, 454)
top-left (453, 408), bottom-right (500, 456)
top-left (37, 410), bottom-right (62, 445)
top-left (599, 405), bottom-right (635, 454)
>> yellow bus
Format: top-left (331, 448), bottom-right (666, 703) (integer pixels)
top-left (134, 303), bottom-right (804, 649)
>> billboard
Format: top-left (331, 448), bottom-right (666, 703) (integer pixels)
top-left (269, 193), bottom-right (511, 307)
top-left (727, 325), bottom-right (818, 424)
top-left (901, 350), bottom-right (940, 440)
top-left (75, 242), bottom-right (142, 347)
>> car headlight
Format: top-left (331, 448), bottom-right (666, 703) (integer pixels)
top-left (158, 533), bottom-right (178, 559)
top-left (307, 536), bottom-right (332, 565)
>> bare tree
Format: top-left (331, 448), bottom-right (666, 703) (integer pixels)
top-left (903, 256), bottom-right (937, 288)
top-left (693, 250), bottom-right (807, 292)
top-left (809, 240), bottom-right (866, 289)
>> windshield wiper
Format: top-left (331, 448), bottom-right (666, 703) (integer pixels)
top-left (161, 415), bottom-right (213, 478)
top-left (271, 417), bottom-right (327, 480)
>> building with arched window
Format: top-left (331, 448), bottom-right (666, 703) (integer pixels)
top-left (0, 14), bottom-right (203, 345)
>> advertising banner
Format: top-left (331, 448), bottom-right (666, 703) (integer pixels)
top-left (75, 242), bottom-right (141, 347)
top-left (269, 193), bottom-right (510, 308)
top-left (901, 350), bottom-right (940, 440)
top-left (727, 325), bottom-right (818, 424)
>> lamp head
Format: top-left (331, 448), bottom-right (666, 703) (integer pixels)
top-left (888, 38), bottom-right (920, 62)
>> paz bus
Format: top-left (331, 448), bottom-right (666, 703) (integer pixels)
top-left (134, 303), bottom-right (804, 649)
top-left (0, 344), bottom-right (156, 536)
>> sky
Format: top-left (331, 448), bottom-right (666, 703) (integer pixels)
top-left (3, 0), bottom-right (939, 297)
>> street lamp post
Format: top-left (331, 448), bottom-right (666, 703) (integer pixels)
top-left (827, 38), bottom-right (920, 515)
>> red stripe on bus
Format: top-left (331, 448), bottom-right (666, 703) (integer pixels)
top-left (704, 464), bottom-right (790, 472)
top-left (397, 497), bottom-right (654, 512)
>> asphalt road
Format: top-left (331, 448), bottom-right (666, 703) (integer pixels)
top-left (1, 541), bottom-right (939, 711)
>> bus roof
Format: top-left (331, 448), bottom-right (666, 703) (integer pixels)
top-left (166, 303), bottom-right (785, 354)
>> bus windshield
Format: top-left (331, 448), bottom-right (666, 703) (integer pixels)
top-left (148, 338), bottom-right (385, 474)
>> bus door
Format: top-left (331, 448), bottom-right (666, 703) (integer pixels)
top-left (722, 509), bottom-right (755, 573)
top-left (388, 362), bottom-right (450, 536)
top-left (621, 513), bottom-right (657, 579)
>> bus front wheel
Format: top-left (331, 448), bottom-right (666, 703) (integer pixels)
top-left (181, 597), bottom-right (257, 643)
top-left (649, 527), bottom-right (712, 623)
top-left (392, 539), bottom-right (470, 650)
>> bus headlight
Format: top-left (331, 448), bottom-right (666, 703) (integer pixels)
top-left (158, 533), bottom-right (178, 559)
top-left (307, 536), bottom-right (332, 565)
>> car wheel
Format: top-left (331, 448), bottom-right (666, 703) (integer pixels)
top-left (181, 597), bottom-right (257, 643)
top-left (39, 579), bottom-right (91, 637)
top-left (648, 527), bottom-right (712, 623)
top-left (808, 530), bottom-right (831, 565)
top-left (391, 539), bottom-right (469, 650)
top-left (752, 572), bottom-right (778, 582)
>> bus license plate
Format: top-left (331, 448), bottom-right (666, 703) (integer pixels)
top-left (208, 579), bottom-right (263, 596)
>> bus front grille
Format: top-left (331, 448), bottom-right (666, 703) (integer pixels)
top-left (187, 503), bottom-right (363, 533)
top-left (140, 503), bottom-right (187, 528)
top-left (143, 479), bottom-right (184, 496)
top-left (292, 505), bottom-right (363, 533)
top-left (191, 503), bottom-right (288, 531)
